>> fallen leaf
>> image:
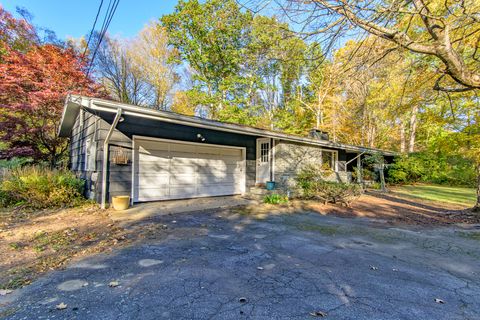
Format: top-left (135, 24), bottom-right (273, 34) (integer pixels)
top-left (310, 310), bottom-right (327, 317)
top-left (56, 302), bottom-right (67, 310)
top-left (434, 298), bottom-right (445, 304)
top-left (0, 289), bottom-right (13, 296)
top-left (109, 281), bottom-right (119, 287)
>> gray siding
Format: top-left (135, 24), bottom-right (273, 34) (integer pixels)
top-left (69, 110), bottom-right (99, 200)
top-left (95, 118), bottom-right (133, 202)
top-left (70, 110), bottom-right (259, 204)
top-left (69, 110), bottom-right (357, 204)
top-left (274, 140), bottom-right (352, 193)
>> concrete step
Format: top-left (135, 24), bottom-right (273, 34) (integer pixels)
top-left (245, 187), bottom-right (280, 200)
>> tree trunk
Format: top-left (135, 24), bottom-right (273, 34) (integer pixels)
top-left (316, 110), bottom-right (321, 129)
top-left (409, 105), bottom-right (418, 153)
top-left (368, 125), bottom-right (376, 148)
top-left (400, 121), bottom-right (406, 153)
top-left (379, 165), bottom-right (387, 192)
top-left (474, 165), bottom-right (480, 213)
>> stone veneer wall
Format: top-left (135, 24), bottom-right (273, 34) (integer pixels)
top-left (274, 140), bottom-right (352, 194)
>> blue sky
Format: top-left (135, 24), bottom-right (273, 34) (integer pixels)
top-left (1, 0), bottom-right (179, 39)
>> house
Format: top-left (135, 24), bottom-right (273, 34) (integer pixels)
top-left (58, 95), bottom-right (395, 208)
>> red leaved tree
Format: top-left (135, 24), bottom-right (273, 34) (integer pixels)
top-left (0, 6), bottom-right (103, 167)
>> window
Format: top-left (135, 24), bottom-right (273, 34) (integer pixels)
top-left (84, 138), bottom-right (96, 171)
top-left (260, 142), bottom-right (270, 163)
top-left (321, 150), bottom-right (336, 171)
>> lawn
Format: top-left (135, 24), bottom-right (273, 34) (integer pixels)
top-left (391, 184), bottom-right (477, 207)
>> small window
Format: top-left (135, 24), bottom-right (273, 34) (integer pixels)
top-left (260, 142), bottom-right (270, 163)
top-left (321, 150), bottom-right (336, 171)
top-left (84, 138), bottom-right (95, 171)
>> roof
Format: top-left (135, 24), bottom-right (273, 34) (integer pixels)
top-left (59, 94), bottom-right (396, 156)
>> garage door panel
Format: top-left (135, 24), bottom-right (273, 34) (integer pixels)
top-left (196, 146), bottom-right (241, 156)
top-left (135, 139), bottom-right (245, 202)
top-left (196, 158), bottom-right (239, 166)
top-left (197, 184), bottom-right (237, 197)
top-left (169, 186), bottom-right (196, 198)
top-left (196, 146), bottom-right (221, 155)
top-left (196, 153), bottom-right (240, 162)
top-left (196, 146), bottom-right (240, 157)
top-left (170, 158), bottom-right (198, 167)
top-left (170, 152), bottom-right (199, 160)
top-left (138, 141), bottom-right (169, 151)
top-left (169, 164), bottom-right (196, 175)
top-left (170, 143), bottom-right (195, 153)
top-left (138, 173), bottom-right (169, 185)
top-left (197, 164), bottom-right (241, 175)
top-left (197, 174), bottom-right (236, 184)
top-left (136, 162), bottom-right (170, 173)
top-left (170, 174), bottom-right (196, 185)
top-left (139, 150), bottom-right (170, 160)
top-left (137, 188), bottom-right (170, 201)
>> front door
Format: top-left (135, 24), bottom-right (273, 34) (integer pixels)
top-left (256, 138), bottom-right (271, 184)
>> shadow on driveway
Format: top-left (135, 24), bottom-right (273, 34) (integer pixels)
top-left (2, 207), bottom-right (480, 320)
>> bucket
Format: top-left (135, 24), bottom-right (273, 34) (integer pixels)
top-left (111, 195), bottom-right (130, 210)
top-left (266, 181), bottom-right (276, 190)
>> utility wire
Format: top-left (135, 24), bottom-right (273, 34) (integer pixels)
top-left (86, 0), bottom-right (120, 76)
top-left (82, 0), bottom-right (104, 58)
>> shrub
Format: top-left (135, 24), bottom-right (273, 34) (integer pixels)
top-left (263, 193), bottom-right (289, 205)
top-left (296, 165), bottom-right (363, 206)
top-left (386, 152), bottom-right (476, 187)
top-left (369, 182), bottom-right (382, 190)
top-left (0, 157), bottom-right (33, 169)
top-left (0, 166), bottom-right (85, 209)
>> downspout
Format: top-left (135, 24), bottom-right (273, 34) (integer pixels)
top-left (101, 108), bottom-right (123, 209)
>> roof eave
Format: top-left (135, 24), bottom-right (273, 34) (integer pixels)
top-left (62, 95), bottom-right (397, 156)
top-left (58, 94), bottom-right (83, 137)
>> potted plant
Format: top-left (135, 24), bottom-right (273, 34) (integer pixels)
top-left (266, 181), bottom-right (276, 190)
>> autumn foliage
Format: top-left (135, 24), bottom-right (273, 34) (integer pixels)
top-left (0, 6), bottom-right (102, 167)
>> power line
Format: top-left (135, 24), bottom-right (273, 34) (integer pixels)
top-left (82, 0), bottom-right (104, 58)
top-left (86, 0), bottom-right (120, 76)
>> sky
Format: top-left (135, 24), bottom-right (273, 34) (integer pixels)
top-left (1, 0), bottom-right (179, 40)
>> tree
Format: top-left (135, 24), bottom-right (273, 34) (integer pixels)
top-left (0, 5), bottom-right (38, 58)
top-left (171, 90), bottom-right (197, 116)
top-left (301, 61), bottom-right (340, 131)
top-left (128, 21), bottom-right (178, 110)
top-left (162, 0), bottom-right (253, 119)
top-left (248, 15), bottom-right (308, 130)
top-left (364, 152), bottom-right (388, 192)
top-left (0, 44), bottom-right (102, 167)
top-left (91, 33), bottom-right (150, 105)
top-left (279, 0), bottom-right (480, 92)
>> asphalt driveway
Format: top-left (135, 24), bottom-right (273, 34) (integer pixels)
top-left (1, 208), bottom-right (480, 319)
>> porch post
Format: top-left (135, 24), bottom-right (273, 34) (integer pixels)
top-left (357, 154), bottom-right (363, 184)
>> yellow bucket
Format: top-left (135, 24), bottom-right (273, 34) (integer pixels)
top-left (111, 195), bottom-right (130, 210)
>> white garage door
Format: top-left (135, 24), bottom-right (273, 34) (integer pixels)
top-left (133, 137), bottom-right (246, 202)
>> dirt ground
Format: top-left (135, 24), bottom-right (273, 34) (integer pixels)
top-left (0, 204), bottom-right (167, 290)
top-left (310, 190), bottom-right (480, 225)
top-left (1, 190), bottom-right (478, 291)
top-left (242, 190), bottom-right (480, 226)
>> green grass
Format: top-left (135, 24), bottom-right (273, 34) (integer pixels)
top-left (392, 184), bottom-right (476, 207)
